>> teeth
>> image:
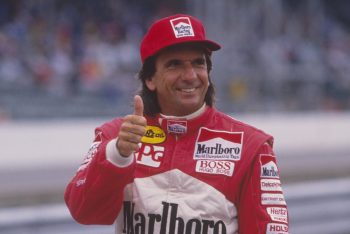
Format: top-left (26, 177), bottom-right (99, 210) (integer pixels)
top-left (181, 88), bottom-right (195, 93)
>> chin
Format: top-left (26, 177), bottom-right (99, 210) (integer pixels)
top-left (179, 102), bottom-right (201, 113)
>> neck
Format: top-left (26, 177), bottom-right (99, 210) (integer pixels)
top-left (160, 104), bottom-right (206, 120)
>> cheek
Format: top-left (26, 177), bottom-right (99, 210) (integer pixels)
top-left (159, 74), bottom-right (177, 89)
top-left (199, 73), bottom-right (210, 86)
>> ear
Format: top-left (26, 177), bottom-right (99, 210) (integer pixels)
top-left (145, 78), bottom-right (156, 91)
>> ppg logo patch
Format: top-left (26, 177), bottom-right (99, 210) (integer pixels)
top-left (170, 17), bottom-right (195, 38)
top-left (135, 144), bottom-right (164, 168)
top-left (193, 127), bottom-right (243, 161)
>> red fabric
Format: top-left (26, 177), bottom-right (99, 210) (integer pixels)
top-left (65, 107), bottom-right (289, 233)
top-left (140, 14), bottom-right (221, 63)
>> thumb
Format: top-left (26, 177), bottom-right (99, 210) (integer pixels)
top-left (133, 95), bottom-right (144, 116)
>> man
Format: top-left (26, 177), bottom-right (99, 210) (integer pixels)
top-left (65, 14), bottom-right (289, 234)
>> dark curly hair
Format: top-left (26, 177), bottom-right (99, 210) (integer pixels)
top-left (137, 49), bottom-right (215, 116)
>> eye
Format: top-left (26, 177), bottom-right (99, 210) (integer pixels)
top-left (166, 59), bottom-right (182, 69)
top-left (193, 58), bottom-right (206, 67)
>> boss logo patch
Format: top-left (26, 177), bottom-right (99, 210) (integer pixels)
top-left (195, 160), bottom-right (235, 176)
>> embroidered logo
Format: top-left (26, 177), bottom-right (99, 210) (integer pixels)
top-left (195, 160), bottom-right (235, 176)
top-left (261, 179), bottom-right (283, 192)
top-left (170, 17), bottom-right (195, 38)
top-left (135, 144), bottom-right (165, 168)
top-left (123, 201), bottom-right (227, 233)
top-left (167, 120), bottom-right (187, 134)
top-left (194, 128), bottom-right (243, 161)
top-left (260, 154), bottom-right (280, 179)
top-left (141, 126), bottom-right (166, 144)
top-left (78, 132), bottom-right (102, 171)
top-left (266, 223), bottom-right (289, 234)
top-left (261, 193), bottom-right (287, 206)
top-left (266, 207), bottom-right (288, 223)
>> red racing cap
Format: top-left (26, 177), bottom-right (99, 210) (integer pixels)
top-left (140, 14), bottom-right (221, 63)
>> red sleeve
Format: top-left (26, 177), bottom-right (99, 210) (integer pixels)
top-left (64, 120), bottom-right (135, 225)
top-left (238, 143), bottom-right (289, 234)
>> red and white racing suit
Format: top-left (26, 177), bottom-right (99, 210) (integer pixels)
top-left (65, 106), bottom-right (289, 234)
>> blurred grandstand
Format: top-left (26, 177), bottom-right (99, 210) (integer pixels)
top-left (0, 0), bottom-right (349, 119)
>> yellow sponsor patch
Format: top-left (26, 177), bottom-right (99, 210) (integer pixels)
top-left (141, 126), bottom-right (166, 144)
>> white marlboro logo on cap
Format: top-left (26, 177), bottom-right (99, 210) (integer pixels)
top-left (194, 127), bottom-right (243, 161)
top-left (170, 17), bottom-right (195, 38)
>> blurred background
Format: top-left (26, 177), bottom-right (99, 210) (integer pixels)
top-left (0, 0), bottom-right (350, 233)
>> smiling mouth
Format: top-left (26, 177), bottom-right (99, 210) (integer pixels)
top-left (178, 88), bottom-right (196, 93)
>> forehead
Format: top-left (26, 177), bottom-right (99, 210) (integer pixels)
top-left (156, 43), bottom-right (207, 61)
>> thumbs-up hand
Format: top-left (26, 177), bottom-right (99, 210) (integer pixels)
top-left (133, 94), bottom-right (144, 116)
top-left (117, 95), bottom-right (147, 157)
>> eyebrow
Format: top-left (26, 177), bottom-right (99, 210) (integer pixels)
top-left (164, 56), bottom-right (205, 65)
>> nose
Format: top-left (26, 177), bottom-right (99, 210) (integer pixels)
top-left (181, 62), bottom-right (196, 81)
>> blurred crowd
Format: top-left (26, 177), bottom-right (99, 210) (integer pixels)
top-left (0, 0), bottom-right (184, 96)
top-left (202, 0), bottom-right (350, 112)
top-left (0, 0), bottom-right (349, 119)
